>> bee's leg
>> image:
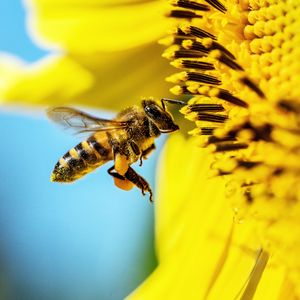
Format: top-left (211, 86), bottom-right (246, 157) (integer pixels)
top-left (161, 98), bottom-right (186, 111)
top-left (107, 166), bottom-right (134, 191)
top-left (124, 167), bottom-right (153, 202)
top-left (139, 143), bottom-right (156, 166)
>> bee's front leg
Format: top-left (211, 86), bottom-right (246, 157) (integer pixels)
top-left (139, 143), bottom-right (156, 166)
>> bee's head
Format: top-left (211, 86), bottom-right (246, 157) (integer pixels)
top-left (142, 99), bottom-right (179, 133)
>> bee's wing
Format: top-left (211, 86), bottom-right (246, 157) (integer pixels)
top-left (47, 107), bottom-right (128, 135)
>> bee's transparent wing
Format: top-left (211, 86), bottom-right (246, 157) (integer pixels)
top-left (47, 107), bottom-right (128, 135)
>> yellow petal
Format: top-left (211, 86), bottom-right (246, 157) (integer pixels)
top-left (0, 43), bottom-right (173, 109)
top-left (0, 54), bottom-right (93, 107)
top-left (26, 0), bottom-right (173, 52)
top-left (0, 54), bottom-right (25, 93)
top-left (127, 135), bottom-right (294, 300)
top-left (70, 43), bottom-right (174, 110)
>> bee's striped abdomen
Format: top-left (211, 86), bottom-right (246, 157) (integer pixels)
top-left (51, 134), bottom-right (112, 182)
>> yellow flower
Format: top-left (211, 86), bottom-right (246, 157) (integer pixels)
top-left (3, 0), bottom-right (300, 298)
top-left (128, 0), bottom-right (300, 299)
top-left (0, 0), bottom-right (174, 109)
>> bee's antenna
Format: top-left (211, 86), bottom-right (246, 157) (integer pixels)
top-left (161, 98), bottom-right (186, 111)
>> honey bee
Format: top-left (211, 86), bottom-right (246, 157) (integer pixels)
top-left (47, 98), bottom-right (184, 201)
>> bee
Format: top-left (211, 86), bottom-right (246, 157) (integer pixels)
top-left (47, 98), bottom-right (184, 201)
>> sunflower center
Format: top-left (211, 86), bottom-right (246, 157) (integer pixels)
top-left (163, 0), bottom-right (300, 291)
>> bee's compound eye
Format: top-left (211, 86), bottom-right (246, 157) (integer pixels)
top-left (144, 105), bottom-right (161, 118)
top-left (144, 103), bottom-right (179, 133)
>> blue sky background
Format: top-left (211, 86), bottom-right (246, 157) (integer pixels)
top-left (0, 1), bottom-right (159, 299)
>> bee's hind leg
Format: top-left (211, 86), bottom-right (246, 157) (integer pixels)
top-left (108, 166), bottom-right (153, 202)
top-left (107, 166), bottom-right (134, 191)
top-left (124, 167), bottom-right (153, 202)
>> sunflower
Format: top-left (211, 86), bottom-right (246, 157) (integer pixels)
top-left (2, 0), bottom-right (300, 299)
top-left (128, 0), bottom-right (300, 299)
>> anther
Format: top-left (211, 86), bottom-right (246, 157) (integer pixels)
top-left (211, 41), bottom-right (235, 59)
top-left (208, 135), bottom-right (237, 143)
top-left (214, 142), bottom-right (248, 152)
top-left (183, 40), bottom-right (236, 60)
top-left (181, 60), bottom-right (215, 70)
top-left (174, 49), bottom-right (206, 59)
top-left (186, 72), bottom-right (221, 85)
top-left (204, 0), bottom-right (226, 13)
top-left (196, 113), bottom-right (228, 122)
top-left (218, 89), bottom-right (249, 107)
top-left (172, 0), bottom-right (210, 11)
top-left (277, 99), bottom-right (300, 113)
top-left (176, 27), bottom-right (193, 36)
top-left (183, 40), bottom-right (209, 53)
top-left (240, 77), bottom-right (265, 98)
top-left (168, 10), bottom-right (202, 18)
top-left (187, 26), bottom-right (216, 40)
top-left (187, 103), bottom-right (225, 112)
top-left (200, 127), bottom-right (216, 135)
top-left (244, 189), bottom-right (253, 203)
top-left (237, 160), bottom-right (260, 169)
top-left (212, 51), bottom-right (244, 71)
top-left (174, 36), bottom-right (195, 45)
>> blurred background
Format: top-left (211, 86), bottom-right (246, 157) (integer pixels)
top-left (0, 1), bottom-right (159, 299)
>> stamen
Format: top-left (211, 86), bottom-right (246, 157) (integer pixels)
top-left (168, 10), bottom-right (202, 19)
top-left (174, 49), bottom-right (206, 59)
top-left (218, 89), bottom-right (249, 107)
top-left (226, 122), bottom-right (272, 142)
top-left (277, 99), bottom-right (300, 113)
top-left (240, 77), bottom-right (265, 98)
top-left (208, 135), bottom-right (237, 143)
top-left (212, 51), bottom-right (244, 71)
top-left (186, 72), bottom-right (221, 85)
top-left (176, 27), bottom-right (193, 37)
top-left (187, 103), bottom-right (225, 112)
top-left (214, 142), bottom-right (248, 152)
top-left (217, 170), bottom-right (232, 175)
top-left (272, 168), bottom-right (284, 176)
top-left (252, 124), bottom-right (273, 141)
top-left (174, 36), bottom-right (195, 45)
top-left (184, 40), bottom-right (235, 60)
top-left (187, 25), bottom-right (216, 40)
top-left (237, 161), bottom-right (260, 169)
top-left (183, 40), bottom-right (209, 53)
top-left (181, 60), bottom-right (215, 70)
top-left (172, 0), bottom-right (210, 11)
top-left (204, 0), bottom-right (226, 13)
top-left (211, 41), bottom-right (235, 59)
top-left (244, 189), bottom-right (253, 203)
top-left (196, 113), bottom-right (227, 122)
top-left (200, 127), bottom-right (216, 135)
